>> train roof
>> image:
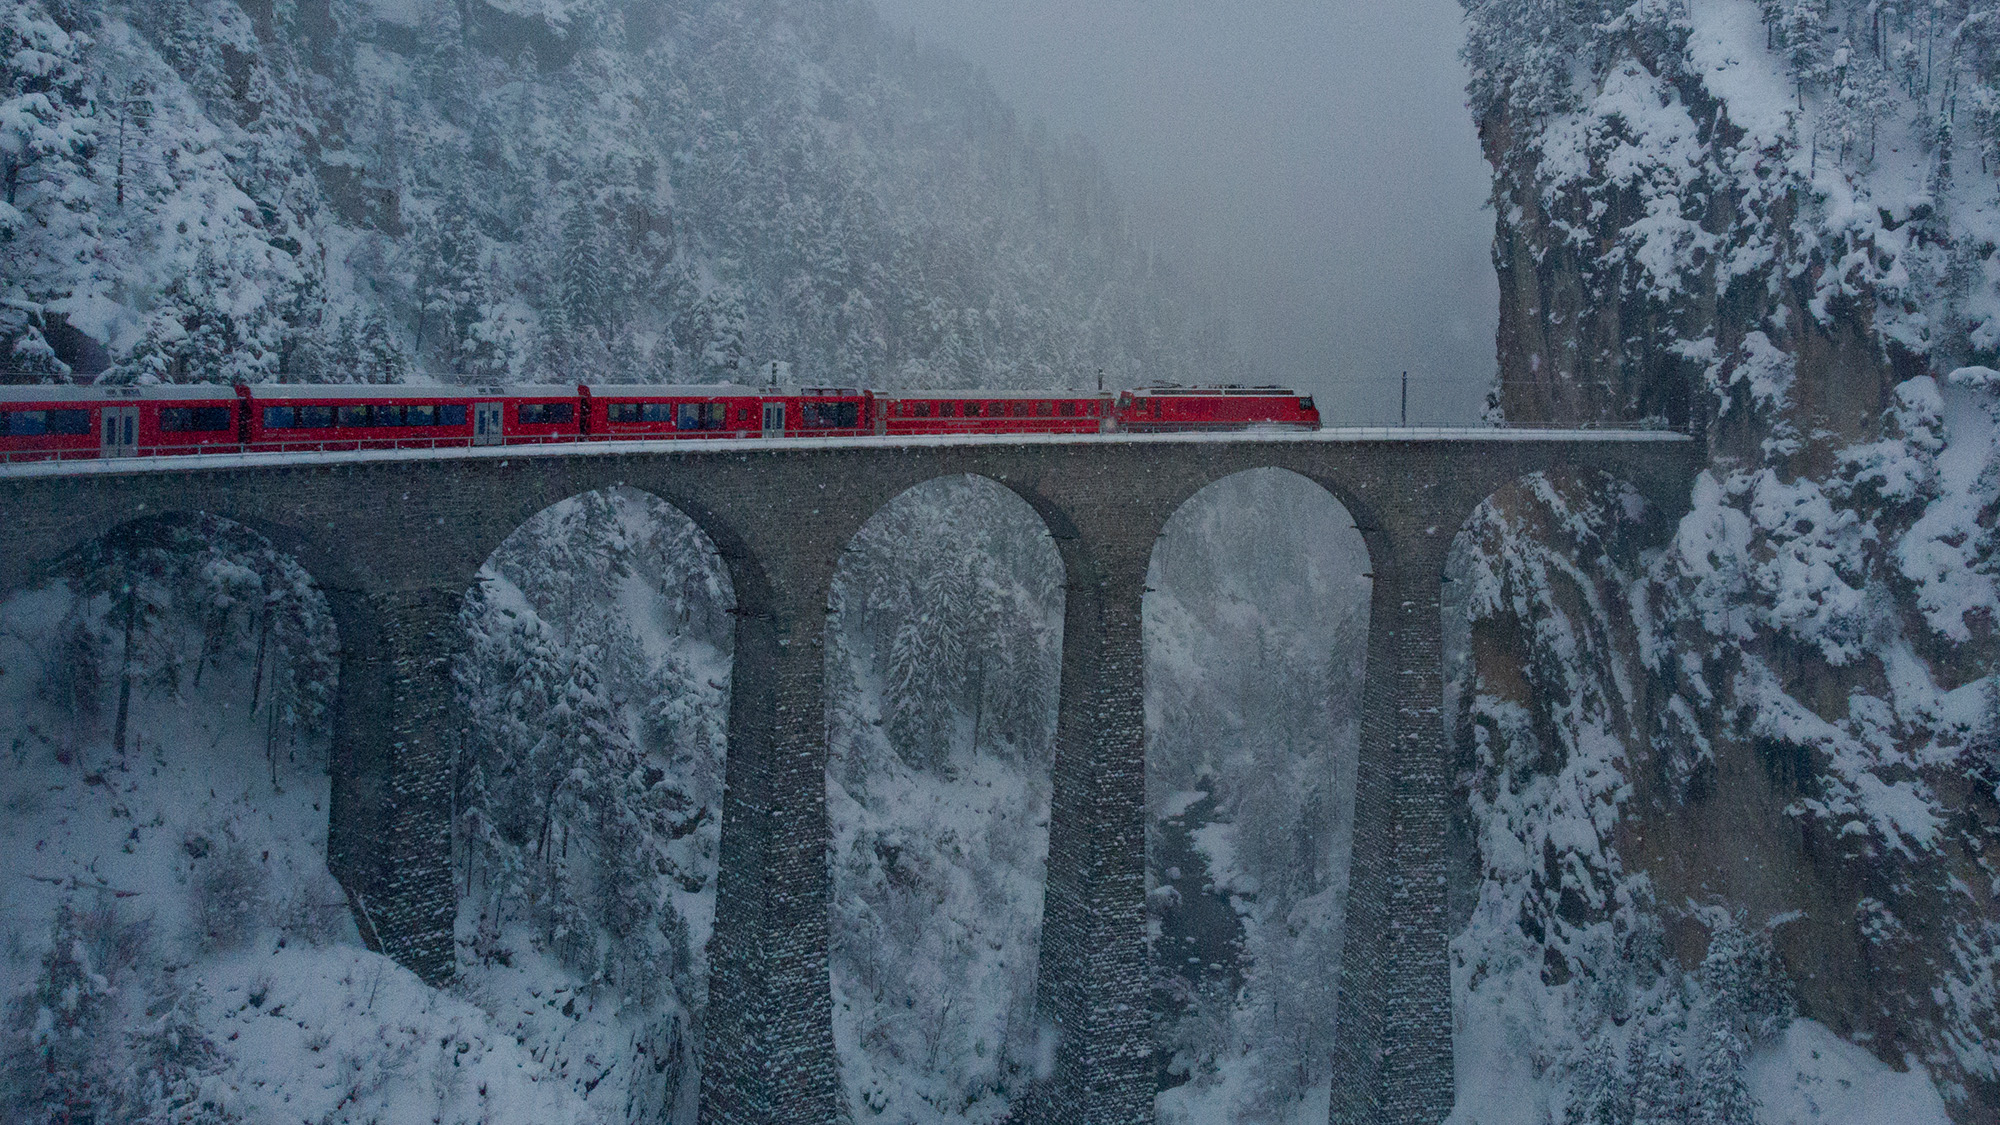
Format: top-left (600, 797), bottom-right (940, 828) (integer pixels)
top-left (875, 389), bottom-right (1109, 399)
top-left (586, 383), bottom-right (763, 398)
top-left (0, 383), bottom-right (240, 403)
top-left (250, 383), bottom-right (573, 400)
top-left (1130, 384), bottom-right (1306, 396)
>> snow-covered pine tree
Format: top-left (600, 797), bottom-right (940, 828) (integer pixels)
top-left (0, 899), bottom-right (142, 1123)
top-left (125, 981), bottom-right (231, 1125)
top-left (0, 0), bottom-right (97, 380)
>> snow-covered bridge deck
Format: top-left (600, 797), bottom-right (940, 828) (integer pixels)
top-left (0, 430), bottom-right (1699, 1125)
top-left (0, 424), bottom-right (1691, 478)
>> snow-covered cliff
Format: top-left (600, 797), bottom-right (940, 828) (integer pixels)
top-left (1453, 0), bottom-right (2000, 1119)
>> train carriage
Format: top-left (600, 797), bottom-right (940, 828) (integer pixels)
top-left (1116, 385), bottom-right (1319, 432)
top-left (583, 384), bottom-right (763, 440)
top-left (582, 385), bottom-right (873, 440)
top-left (493, 387), bottom-right (583, 445)
top-left (766, 388), bottom-right (872, 438)
top-left (249, 384), bottom-right (485, 451)
top-left (0, 384), bottom-right (245, 462)
top-left (879, 390), bottom-right (1114, 437)
top-left (0, 377), bottom-right (1322, 464)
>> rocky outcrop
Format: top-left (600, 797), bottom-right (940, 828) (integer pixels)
top-left (1453, 1), bottom-right (2000, 1117)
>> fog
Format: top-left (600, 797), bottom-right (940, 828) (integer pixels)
top-left (869, 0), bottom-right (1498, 424)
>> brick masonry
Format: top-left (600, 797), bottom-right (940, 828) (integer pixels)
top-left (0, 434), bottom-right (1697, 1125)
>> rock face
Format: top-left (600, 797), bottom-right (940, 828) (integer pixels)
top-left (1452, 1), bottom-right (2000, 1119)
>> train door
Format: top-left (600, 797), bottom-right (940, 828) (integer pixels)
top-left (761, 401), bottom-right (786, 438)
top-left (473, 402), bottom-right (504, 446)
top-left (101, 406), bottom-right (138, 457)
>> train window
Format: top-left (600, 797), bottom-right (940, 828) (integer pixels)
top-left (300, 405), bottom-right (335, 428)
top-left (376, 404), bottom-right (407, 427)
top-left (338, 404), bottom-right (370, 427)
top-left (161, 407), bottom-right (233, 432)
top-left (264, 406), bottom-right (297, 429)
top-left (441, 404), bottom-right (468, 426)
top-left (518, 403), bottom-right (575, 425)
top-left (1036, 401), bottom-right (1052, 417)
top-left (1298, 397), bottom-right (1314, 411)
top-left (939, 402), bottom-right (957, 418)
top-left (963, 401), bottom-right (980, 417)
top-left (677, 402), bottom-right (728, 430)
top-left (1059, 401), bottom-right (1075, 417)
top-left (49, 409), bottom-right (89, 434)
top-left (2, 410), bottom-right (45, 436)
top-left (608, 403), bottom-right (641, 423)
top-left (913, 402), bottom-right (932, 418)
top-left (0, 409), bottom-right (85, 435)
top-left (406, 404), bottom-right (439, 426)
top-left (1011, 402), bottom-right (1027, 417)
top-left (800, 402), bottom-right (856, 428)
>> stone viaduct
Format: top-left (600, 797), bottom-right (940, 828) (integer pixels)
top-left (0, 430), bottom-right (1698, 1125)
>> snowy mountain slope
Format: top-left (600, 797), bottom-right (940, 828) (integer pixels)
top-left (1456, 0), bottom-right (2000, 1118)
top-left (456, 487), bottom-right (732, 1124)
top-left (0, 493), bottom-right (735, 1123)
top-left (0, 0), bottom-right (1225, 388)
top-left (0, 518), bottom-right (598, 1123)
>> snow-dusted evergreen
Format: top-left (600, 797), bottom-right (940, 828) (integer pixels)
top-left (0, 0), bottom-right (1227, 388)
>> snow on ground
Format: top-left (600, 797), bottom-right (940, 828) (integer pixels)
top-left (167, 944), bottom-right (596, 1123)
top-left (0, 507), bottom-right (711, 1122)
top-left (1746, 1019), bottom-right (1955, 1125)
top-left (0, 574), bottom-right (603, 1122)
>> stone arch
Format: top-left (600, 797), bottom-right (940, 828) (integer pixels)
top-left (0, 508), bottom-right (351, 962)
top-left (821, 472), bottom-right (1069, 1120)
top-left (455, 483), bottom-right (739, 1122)
top-left (1141, 466), bottom-right (1372, 1122)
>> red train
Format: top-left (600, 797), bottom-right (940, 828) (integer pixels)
top-left (0, 382), bottom-right (1319, 462)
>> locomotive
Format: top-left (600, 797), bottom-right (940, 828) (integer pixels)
top-left (0, 381), bottom-right (1319, 462)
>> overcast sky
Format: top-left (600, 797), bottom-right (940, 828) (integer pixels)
top-left (868, 0), bottom-right (1498, 424)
